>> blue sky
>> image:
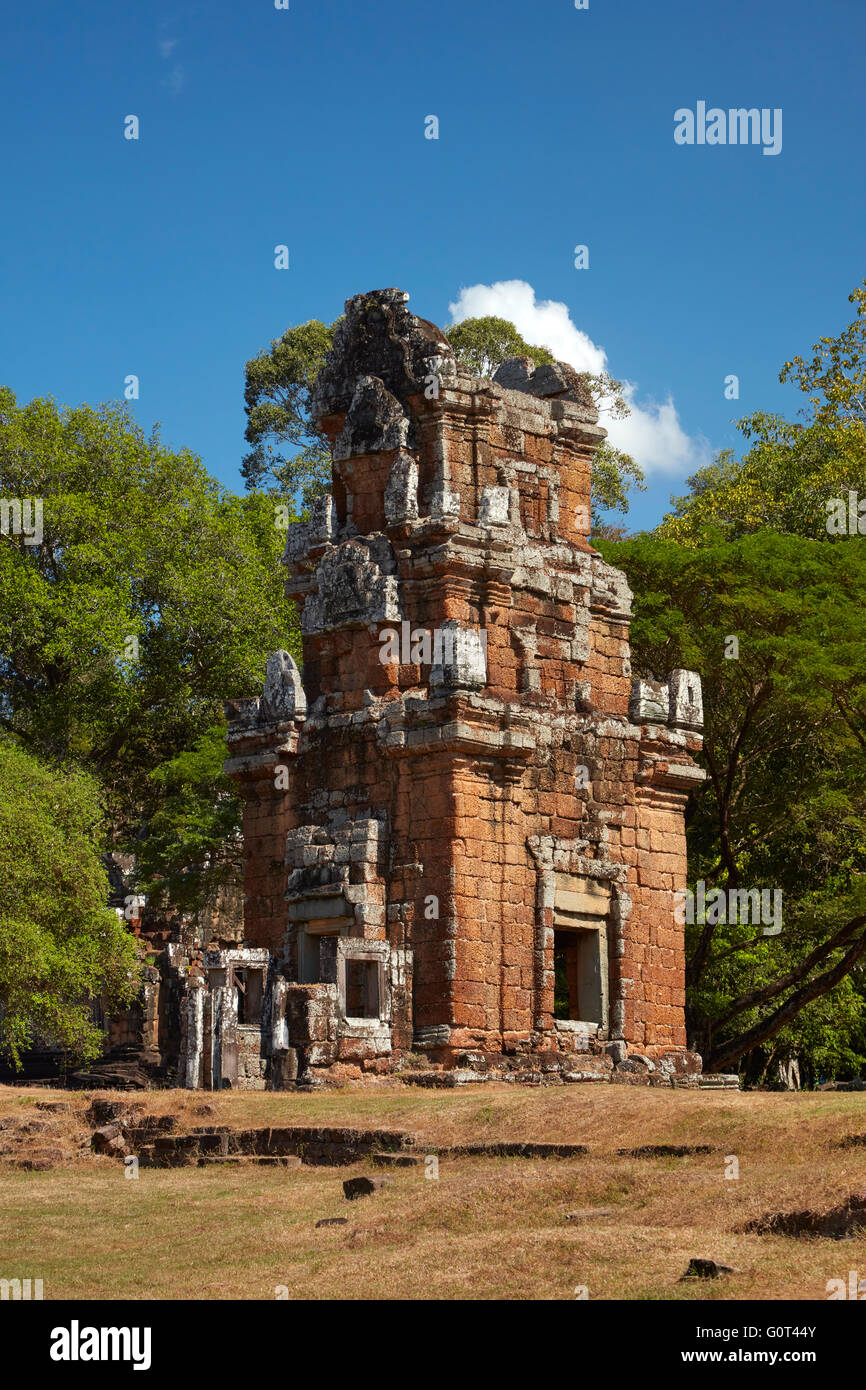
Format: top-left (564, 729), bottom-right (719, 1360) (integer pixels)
top-left (1, 0), bottom-right (863, 529)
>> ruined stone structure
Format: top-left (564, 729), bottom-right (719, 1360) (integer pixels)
top-left (172, 287), bottom-right (708, 1092)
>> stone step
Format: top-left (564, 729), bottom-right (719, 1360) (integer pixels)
top-left (196, 1155), bottom-right (302, 1169)
top-left (617, 1143), bottom-right (714, 1159)
top-left (444, 1141), bottom-right (589, 1159)
top-left (141, 1124), bottom-right (416, 1167)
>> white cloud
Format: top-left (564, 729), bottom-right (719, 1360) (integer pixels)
top-left (448, 280), bottom-right (607, 375)
top-left (161, 64), bottom-right (186, 95)
top-left (447, 280), bottom-right (711, 476)
top-left (160, 39), bottom-right (179, 58)
top-left (613, 383), bottom-right (711, 475)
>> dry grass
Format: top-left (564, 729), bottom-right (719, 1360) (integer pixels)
top-left (1, 1082), bottom-right (865, 1300)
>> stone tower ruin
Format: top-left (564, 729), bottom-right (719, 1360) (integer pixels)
top-left (217, 288), bottom-right (706, 1088)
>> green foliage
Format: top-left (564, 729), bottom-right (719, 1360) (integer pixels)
top-left (136, 725), bottom-right (242, 917)
top-left (663, 282), bottom-right (866, 544)
top-left (0, 389), bottom-right (297, 838)
top-left (241, 319), bottom-right (336, 505)
top-left (599, 527), bottom-right (866, 1076)
top-left (781, 280), bottom-right (866, 428)
top-left (637, 281), bottom-right (866, 1079)
top-left (590, 440), bottom-right (646, 529)
top-left (0, 741), bottom-right (140, 1067)
top-left (444, 315), bottom-right (556, 377)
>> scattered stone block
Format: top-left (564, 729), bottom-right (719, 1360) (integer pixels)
top-left (343, 1175), bottom-right (393, 1200)
top-left (91, 1124), bottom-right (121, 1148)
top-left (679, 1258), bottom-right (740, 1280)
top-left (617, 1144), bottom-right (714, 1159)
top-left (746, 1192), bottom-right (866, 1239)
top-left (565, 1207), bottom-right (618, 1221)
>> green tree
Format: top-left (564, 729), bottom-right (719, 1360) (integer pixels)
top-left (445, 315), bottom-right (557, 377)
top-left (662, 281), bottom-right (866, 544)
top-left (781, 280), bottom-right (866, 427)
top-left (135, 725), bottom-right (242, 919)
top-left (599, 529), bottom-right (866, 1077)
top-left (241, 319), bottom-right (336, 505)
top-left (0, 741), bottom-right (140, 1067)
top-left (0, 390), bottom-right (298, 841)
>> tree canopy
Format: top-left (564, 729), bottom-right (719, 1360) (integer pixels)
top-left (0, 389), bottom-right (297, 838)
top-left (0, 741), bottom-right (140, 1066)
top-left (0, 390), bottom-right (300, 1061)
top-left (661, 281), bottom-right (866, 544)
top-left (601, 280), bottom-right (866, 1080)
top-left (600, 529), bottom-right (866, 1076)
top-left (241, 318), bottom-right (335, 508)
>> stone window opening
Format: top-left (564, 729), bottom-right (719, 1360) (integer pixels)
top-left (335, 939), bottom-right (391, 1033)
top-left (298, 927), bottom-right (343, 984)
top-left (345, 958), bottom-right (380, 1020)
top-left (553, 927), bottom-right (605, 1026)
top-left (234, 968), bottom-right (264, 1026)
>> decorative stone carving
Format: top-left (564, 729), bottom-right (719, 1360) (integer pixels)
top-left (334, 376), bottom-right (411, 460)
top-left (629, 678), bottom-right (669, 725)
top-left (668, 669), bottom-right (704, 731)
top-left (479, 485), bottom-right (511, 527)
top-left (430, 620), bottom-right (487, 690)
top-left (302, 538), bottom-right (401, 634)
top-left (261, 650), bottom-right (307, 722)
top-left (384, 451), bottom-right (419, 524)
top-left (311, 287), bottom-right (455, 422)
top-left (590, 558), bottom-right (633, 621)
top-left (282, 493), bottom-right (336, 568)
top-left (430, 489), bottom-right (461, 521)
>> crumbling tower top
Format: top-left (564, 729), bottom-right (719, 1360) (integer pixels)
top-left (301, 286), bottom-right (605, 547)
top-left (311, 288), bottom-right (454, 426)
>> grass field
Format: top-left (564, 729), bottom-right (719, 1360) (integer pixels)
top-left (2, 1081), bottom-right (865, 1300)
